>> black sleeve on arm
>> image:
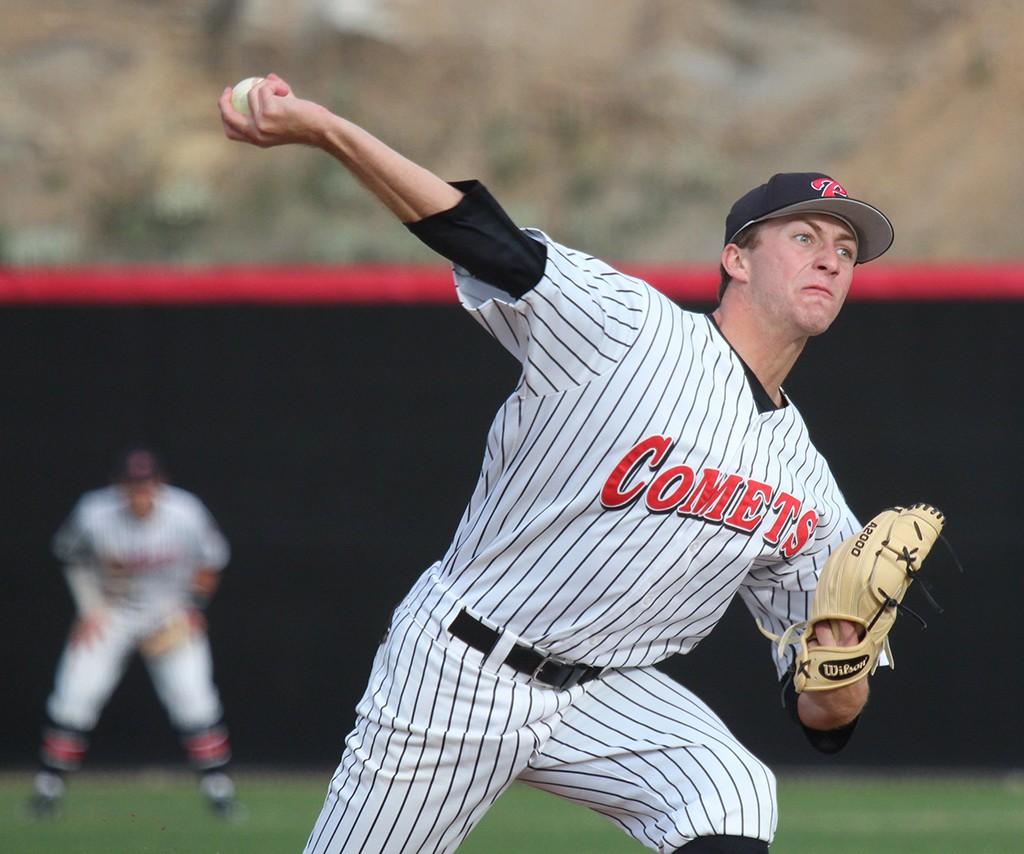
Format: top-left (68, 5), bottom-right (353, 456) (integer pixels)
top-left (783, 677), bottom-right (860, 754)
top-left (405, 180), bottom-right (547, 299)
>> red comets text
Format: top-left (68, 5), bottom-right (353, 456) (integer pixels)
top-left (600, 435), bottom-right (819, 558)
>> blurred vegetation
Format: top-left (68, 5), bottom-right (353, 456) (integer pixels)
top-left (3, 0), bottom-right (1022, 265)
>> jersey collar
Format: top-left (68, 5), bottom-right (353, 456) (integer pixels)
top-left (706, 314), bottom-right (787, 414)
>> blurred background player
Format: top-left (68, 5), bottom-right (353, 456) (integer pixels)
top-left (28, 447), bottom-right (243, 819)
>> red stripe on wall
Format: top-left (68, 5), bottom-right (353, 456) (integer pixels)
top-left (0, 265), bottom-right (454, 305)
top-left (2, 263), bottom-right (1024, 304)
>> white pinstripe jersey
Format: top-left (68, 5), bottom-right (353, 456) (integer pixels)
top-left (429, 231), bottom-right (859, 674)
top-left (53, 485), bottom-right (229, 617)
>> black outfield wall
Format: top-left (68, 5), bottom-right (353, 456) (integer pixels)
top-left (2, 302), bottom-right (1019, 769)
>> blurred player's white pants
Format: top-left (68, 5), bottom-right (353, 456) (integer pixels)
top-left (47, 609), bottom-right (223, 733)
top-left (304, 574), bottom-right (776, 854)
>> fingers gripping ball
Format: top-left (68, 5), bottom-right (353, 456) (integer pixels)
top-left (231, 77), bottom-right (265, 116)
top-left (760, 503), bottom-right (945, 692)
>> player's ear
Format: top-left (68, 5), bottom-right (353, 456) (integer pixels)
top-left (720, 243), bottom-right (750, 285)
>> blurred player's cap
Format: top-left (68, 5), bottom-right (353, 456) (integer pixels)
top-left (724, 172), bottom-right (894, 263)
top-left (113, 447), bottom-right (165, 483)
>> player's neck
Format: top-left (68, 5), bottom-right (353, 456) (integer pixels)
top-left (710, 306), bottom-right (806, 407)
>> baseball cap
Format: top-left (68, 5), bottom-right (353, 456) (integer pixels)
top-left (113, 447), bottom-right (164, 483)
top-left (724, 172), bottom-right (894, 263)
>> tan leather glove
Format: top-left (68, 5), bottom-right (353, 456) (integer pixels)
top-left (760, 503), bottom-right (944, 692)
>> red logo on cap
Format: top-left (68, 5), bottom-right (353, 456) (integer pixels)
top-left (810, 178), bottom-right (848, 198)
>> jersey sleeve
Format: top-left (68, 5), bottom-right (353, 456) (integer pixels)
top-left (455, 234), bottom-right (647, 396)
top-left (738, 499), bottom-right (861, 678)
top-left (405, 180), bottom-right (547, 298)
top-left (52, 499), bottom-right (97, 567)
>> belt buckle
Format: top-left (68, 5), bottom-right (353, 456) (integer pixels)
top-left (530, 655), bottom-right (552, 682)
top-left (530, 654), bottom-right (563, 688)
top-left (531, 655), bottom-right (587, 691)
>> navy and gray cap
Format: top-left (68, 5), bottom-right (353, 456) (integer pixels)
top-left (113, 447), bottom-right (165, 483)
top-left (724, 172), bottom-right (894, 264)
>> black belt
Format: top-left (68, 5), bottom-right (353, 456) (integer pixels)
top-left (447, 608), bottom-right (603, 691)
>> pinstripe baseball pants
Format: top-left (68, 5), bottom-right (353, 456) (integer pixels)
top-left (305, 577), bottom-right (776, 853)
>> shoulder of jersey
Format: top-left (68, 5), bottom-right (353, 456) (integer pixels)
top-left (76, 484), bottom-right (203, 515)
top-left (686, 311), bottom-right (722, 345)
top-left (76, 486), bottom-right (120, 512)
top-left (159, 485), bottom-right (210, 516)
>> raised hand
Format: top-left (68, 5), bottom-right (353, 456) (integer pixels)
top-left (219, 73), bottom-right (331, 148)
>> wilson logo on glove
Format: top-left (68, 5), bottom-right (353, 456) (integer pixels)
top-left (819, 656), bottom-right (870, 681)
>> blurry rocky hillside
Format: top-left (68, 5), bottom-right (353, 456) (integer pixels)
top-left (3, 0), bottom-right (1023, 265)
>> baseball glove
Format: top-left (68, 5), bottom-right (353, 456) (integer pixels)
top-left (759, 503), bottom-right (945, 692)
top-left (140, 610), bottom-right (203, 657)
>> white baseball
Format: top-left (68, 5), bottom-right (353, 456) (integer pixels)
top-left (230, 77), bottom-right (265, 116)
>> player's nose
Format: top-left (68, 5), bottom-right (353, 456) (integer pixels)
top-left (814, 245), bottom-right (841, 274)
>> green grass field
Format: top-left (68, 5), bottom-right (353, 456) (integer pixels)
top-left (2, 770), bottom-right (1022, 853)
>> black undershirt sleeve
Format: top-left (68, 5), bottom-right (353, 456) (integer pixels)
top-left (405, 180), bottom-right (547, 299)
top-left (783, 677), bottom-right (860, 754)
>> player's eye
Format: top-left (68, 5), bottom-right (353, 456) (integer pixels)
top-left (837, 246), bottom-right (855, 261)
top-left (794, 233), bottom-right (812, 245)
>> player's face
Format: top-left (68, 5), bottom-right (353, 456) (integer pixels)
top-left (741, 214), bottom-right (857, 337)
top-left (121, 479), bottom-right (159, 518)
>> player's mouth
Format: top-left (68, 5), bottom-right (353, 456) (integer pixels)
top-left (801, 284), bottom-right (833, 299)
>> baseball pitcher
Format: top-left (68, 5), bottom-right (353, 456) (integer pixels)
top-left (219, 75), bottom-right (942, 853)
